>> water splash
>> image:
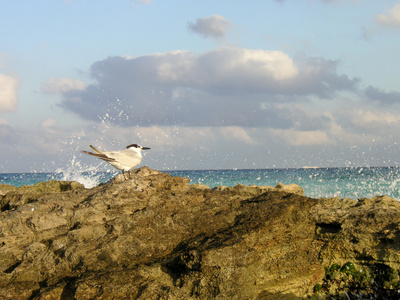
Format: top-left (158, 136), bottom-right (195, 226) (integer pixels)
top-left (55, 101), bottom-right (137, 187)
top-left (55, 155), bottom-right (116, 188)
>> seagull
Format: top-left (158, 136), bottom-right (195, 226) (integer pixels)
top-left (81, 144), bottom-right (151, 180)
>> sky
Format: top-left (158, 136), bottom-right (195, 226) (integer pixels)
top-left (1, 0), bottom-right (400, 173)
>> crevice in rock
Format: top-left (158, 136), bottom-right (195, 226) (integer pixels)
top-left (164, 250), bottom-right (202, 284)
top-left (27, 279), bottom-right (49, 300)
top-left (42, 239), bottom-right (53, 248)
top-left (355, 254), bottom-right (375, 261)
top-left (131, 207), bottom-right (147, 216)
top-left (379, 237), bottom-right (395, 245)
top-left (3, 260), bottom-right (22, 273)
top-left (54, 248), bottom-right (66, 258)
top-left (315, 222), bottom-right (342, 236)
top-left (60, 277), bottom-right (78, 300)
top-left (26, 217), bottom-right (36, 232)
top-left (69, 222), bottom-right (81, 231)
top-left (27, 289), bottom-right (40, 300)
top-left (135, 283), bottom-right (149, 298)
top-left (73, 258), bottom-right (85, 272)
top-left (1, 202), bottom-right (11, 212)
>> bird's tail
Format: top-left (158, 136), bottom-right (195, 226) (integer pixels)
top-left (81, 148), bottom-right (112, 161)
top-left (89, 145), bottom-right (105, 154)
top-left (81, 150), bottom-right (96, 156)
top-left (81, 145), bottom-right (106, 158)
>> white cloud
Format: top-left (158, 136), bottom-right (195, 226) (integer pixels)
top-left (188, 15), bottom-right (233, 40)
top-left (151, 47), bottom-right (299, 83)
top-left (57, 47), bottom-right (357, 128)
top-left (0, 74), bottom-right (19, 113)
top-left (41, 78), bottom-right (85, 94)
top-left (269, 128), bottom-right (333, 146)
top-left (376, 4), bottom-right (400, 28)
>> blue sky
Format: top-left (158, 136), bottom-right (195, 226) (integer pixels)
top-left (1, 0), bottom-right (400, 173)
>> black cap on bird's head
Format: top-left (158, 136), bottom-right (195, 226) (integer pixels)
top-left (126, 144), bottom-right (151, 150)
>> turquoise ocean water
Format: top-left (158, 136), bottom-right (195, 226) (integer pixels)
top-left (1, 167), bottom-right (400, 200)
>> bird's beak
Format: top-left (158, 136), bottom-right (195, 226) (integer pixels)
top-left (142, 147), bottom-right (151, 150)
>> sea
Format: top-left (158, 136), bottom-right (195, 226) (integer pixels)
top-left (1, 166), bottom-right (400, 200)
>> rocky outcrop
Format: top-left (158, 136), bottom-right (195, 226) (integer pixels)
top-left (0, 167), bottom-right (399, 299)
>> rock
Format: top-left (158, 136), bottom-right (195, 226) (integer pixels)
top-left (275, 182), bottom-right (304, 196)
top-left (111, 166), bottom-right (162, 183)
top-left (0, 180), bottom-right (85, 212)
top-left (0, 167), bottom-right (398, 299)
top-left (0, 184), bottom-right (17, 194)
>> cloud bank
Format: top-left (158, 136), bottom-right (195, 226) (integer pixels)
top-left (56, 47), bottom-right (358, 129)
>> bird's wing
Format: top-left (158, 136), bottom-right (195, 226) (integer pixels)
top-left (107, 150), bottom-right (141, 167)
top-left (81, 150), bottom-right (115, 162)
top-left (89, 145), bottom-right (105, 154)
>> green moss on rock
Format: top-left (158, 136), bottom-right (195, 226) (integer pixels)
top-left (314, 262), bottom-right (400, 298)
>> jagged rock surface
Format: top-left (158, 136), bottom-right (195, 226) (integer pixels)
top-left (0, 167), bottom-right (399, 299)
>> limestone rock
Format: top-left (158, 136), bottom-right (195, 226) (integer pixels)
top-left (0, 167), bottom-right (398, 299)
top-left (275, 182), bottom-right (304, 196)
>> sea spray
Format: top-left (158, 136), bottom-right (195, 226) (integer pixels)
top-left (54, 103), bottom-right (140, 188)
top-left (55, 155), bottom-right (116, 188)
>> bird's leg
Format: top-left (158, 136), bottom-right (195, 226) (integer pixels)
top-left (128, 171), bottom-right (131, 180)
top-left (122, 170), bottom-right (127, 180)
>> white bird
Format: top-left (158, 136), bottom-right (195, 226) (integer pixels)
top-left (81, 144), bottom-right (150, 180)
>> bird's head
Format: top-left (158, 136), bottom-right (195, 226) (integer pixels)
top-left (126, 144), bottom-right (151, 151)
